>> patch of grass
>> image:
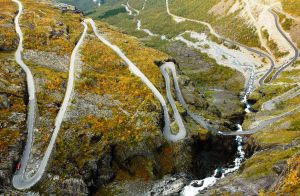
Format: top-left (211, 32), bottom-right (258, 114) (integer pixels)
top-left (253, 130), bottom-right (300, 146)
top-left (242, 146), bottom-right (300, 180)
top-left (249, 84), bottom-right (296, 111)
top-left (137, 0), bottom-right (207, 38)
top-left (0, 0), bottom-right (18, 51)
top-left (181, 32), bottom-right (199, 43)
top-left (272, 69), bottom-right (300, 84)
top-left (59, 0), bottom-right (100, 13)
top-left (262, 28), bottom-right (289, 59)
top-left (169, 0), bottom-right (218, 21)
top-left (169, 0), bottom-right (261, 48)
top-left (128, 0), bottom-right (145, 10)
top-left (97, 7), bottom-right (127, 19)
top-left (21, 0), bottom-right (83, 55)
top-left (182, 57), bottom-right (244, 93)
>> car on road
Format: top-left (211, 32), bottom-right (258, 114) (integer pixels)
top-left (16, 163), bottom-right (21, 170)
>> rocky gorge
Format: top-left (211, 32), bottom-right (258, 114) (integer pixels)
top-left (1, 0), bottom-right (299, 195)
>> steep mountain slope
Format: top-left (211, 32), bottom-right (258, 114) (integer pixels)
top-left (55, 0), bottom-right (300, 195)
top-left (1, 0), bottom-right (299, 195)
top-left (0, 0), bottom-right (26, 192)
top-left (1, 0), bottom-right (239, 194)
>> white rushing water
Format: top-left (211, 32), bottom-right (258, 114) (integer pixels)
top-left (182, 124), bottom-right (245, 195)
top-left (93, 0), bottom-right (101, 7)
top-left (182, 75), bottom-right (252, 194)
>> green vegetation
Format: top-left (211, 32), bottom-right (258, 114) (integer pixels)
top-left (137, 0), bottom-right (206, 38)
top-left (252, 129), bottom-right (300, 146)
top-left (262, 28), bottom-right (289, 59)
top-left (169, 0), bottom-right (218, 21)
top-left (249, 84), bottom-right (296, 111)
top-left (22, 0), bottom-right (83, 55)
top-left (86, 0), bottom-right (207, 39)
top-left (241, 62), bottom-right (300, 190)
top-left (0, 0), bottom-right (18, 51)
top-left (59, 0), bottom-right (105, 13)
top-left (272, 69), bottom-right (300, 84)
top-left (50, 20), bottom-right (169, 180)
top-left (97, 7), bottom-right (127, 19)
top-left (128, 0), bottom-right (145, 10)
top-left (169, 0), bottom-right (260, 48)
top-left (181, 52), bottom-right (244, 93)
top-left (0, 55), bottom-right (26, 153)
top-left (0, 0), bottom-right (25, 157)
top-left (86, 0), bottom-right (149, 39)
top-left (242, 146), bottom-right (300, 180)
top-left (181, 32), bottom-right (199, 43)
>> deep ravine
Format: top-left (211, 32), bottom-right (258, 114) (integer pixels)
top-left (180, 78), bottom-right (254, 195)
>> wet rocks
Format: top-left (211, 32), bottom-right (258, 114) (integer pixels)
top-left (149, 173), bottom-right (190, 196)
top-left (96, 152), bottom-right (115, 187)
top-left (191, 180), bottom-right (203, 187)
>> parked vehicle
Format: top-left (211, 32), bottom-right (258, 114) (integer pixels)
top-left (16, 163), bottom-right (21, 170)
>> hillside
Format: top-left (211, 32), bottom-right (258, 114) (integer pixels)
top-left (0, 0), bottom-right (299, 195)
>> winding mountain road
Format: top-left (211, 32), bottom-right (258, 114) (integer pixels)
top-left (165, 0), bottom-right (275, 87)
top-left (126, 0), bottom-right (299, 136)
top-left (12, 0), bottom-right (37, 189)
top-left (86, 18), bottom-right (186, 142)
top-left (220, 102), bottom-right (300, 136)
top-left (159, 62), bottom-right (300, 136)
top-left (10, 0), bottom-right (300, 190)
top-left (12, 0), bottom-right (88, 189)
top-left (160, 63), bottom-right (186, 140)
top-left (262, 85), bottom-right (300, 111)
top-left (269, 10), bottom-right (299, 82)
top-left (160, 62), bottom-right (216, 132)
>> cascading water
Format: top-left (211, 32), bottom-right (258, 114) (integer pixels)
top-left (181, 124), bottom-right (246, 195)
top-left (181, 70), bottom-right (255, 195)
top-left (242, 67), bottom-right (255, 113)
top-left (92, 0), bottom-right (101, 7)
